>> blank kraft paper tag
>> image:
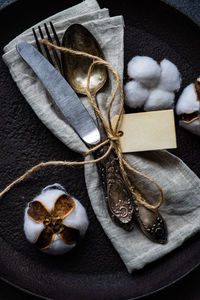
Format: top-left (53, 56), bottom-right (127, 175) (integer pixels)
top-left (112, 109), bottom-right (177, 153)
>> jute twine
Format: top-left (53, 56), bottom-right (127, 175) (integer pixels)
top-left (0, 39), bottom-right (164, 210)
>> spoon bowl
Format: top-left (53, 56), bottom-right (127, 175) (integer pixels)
top-left (61, 24), bottom-right (107, 96)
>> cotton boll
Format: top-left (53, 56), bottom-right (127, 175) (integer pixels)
top-left (176, 83), bottom-right (199, 115)
top-left (127, 56), bottom-right (161, 88)
top-left (44, 197), bottom-right (89, 255)
top-left (125, 56), bottom-right (181, 111)
top-left (158, 59), bottom-right (181, 92)
top-left (144, 89), bottom-right (175, 111)
top-left (124, 80), bottom-right (149, 108)
top-left (176, 80), bottom-right (200, 136)
top-left (24, 183), bottom-right (89, 255)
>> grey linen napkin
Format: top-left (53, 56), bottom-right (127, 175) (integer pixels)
top-left (3, 0), bottom-right (200, 273)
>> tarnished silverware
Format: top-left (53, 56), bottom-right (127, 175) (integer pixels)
top-left (32, 22), bottom-right (62, 73)
top-left (32, 23), bottom-right (167, 242)
top-left (32, 22), bottom-right (134, 231)
top-left (60, 24), bottom-right (167, 243)
top-left (61, 24), bottom-right (135, 231)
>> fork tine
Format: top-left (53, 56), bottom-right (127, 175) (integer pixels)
top-left (44, 23), bottom-right (62, 72)
top-left (38, 25), bottom-right (54, 66)
top-left (32, 28), bottom-right (42, 54)
top-left (50, 22), bottom-right (61, 46)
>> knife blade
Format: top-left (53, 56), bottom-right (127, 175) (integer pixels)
top-left (16, 41), bottom-right (100, 146)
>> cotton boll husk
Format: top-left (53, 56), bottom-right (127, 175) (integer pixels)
top-left (43, 234), bottom-right (75, 255)
top-left (24, 184), bottom-right (89, 255)
top-left (32, 188), bottom-right (63, 211)
top-left (144, 89), bottom-right (175, 111)
top-left (24, 188), bottom-right (62, 244)
top-left (158, 59), bottom-right (181, 92)
top-left (124, 80), bottom-right (149, 108)
top-left (24, 206), bottom-right (44, 243)
top-left (43, 197), bottom-right (89, 255)
top-left (176, 83), bottom-right (199, 115)
top-left (179, 119), bottom-right (200, 136)
top-left (127, 56), bottom-right (161, 88)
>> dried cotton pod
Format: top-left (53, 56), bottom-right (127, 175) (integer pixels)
top-left (24, 183), bottom-right (89, 255)
top-left (176, 78), bottom-right (200, 135)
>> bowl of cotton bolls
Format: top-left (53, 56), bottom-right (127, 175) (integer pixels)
top-left (124, 56), bottom-right (182, 111)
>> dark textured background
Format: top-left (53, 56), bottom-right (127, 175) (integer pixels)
top-left (0, 0), bottom-right (199, 299)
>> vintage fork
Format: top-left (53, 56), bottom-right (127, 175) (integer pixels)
top-left (32, 22), bottom-right (62, 73)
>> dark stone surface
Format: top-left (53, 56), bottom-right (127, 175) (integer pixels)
top-left (0, 0), bottom-right (199, 299)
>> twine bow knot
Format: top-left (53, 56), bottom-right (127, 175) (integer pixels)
top-left (108, 132), bottom-right (121, 142)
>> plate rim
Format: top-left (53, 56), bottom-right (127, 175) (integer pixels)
top-left (0, 0), bottom-right (200, 299)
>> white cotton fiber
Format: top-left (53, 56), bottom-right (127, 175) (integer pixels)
top-left (124, 55), bottom-right (181, 111)
top-left (176, 81), bottom-right (200, 136)
top-left (124, 80), bottom-right (149, 108)
top-left (176, 83), bottom-right (199, 115)
top-left (144, 89), bottom-right (175, 111)
top-left (24, 183), bottom-right (89, 255)
top-left (158, 59), bottom-right (182, 92)
top-left (63, 199), bottom-right (89, 238)
top-left (127, 56), bottom-right (161, 88)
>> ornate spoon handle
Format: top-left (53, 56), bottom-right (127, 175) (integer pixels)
top-left (93, 99), bottom-right (167, 242)
top-left (92, 97), bottom-right (135, 231)
top-left (94, 146), bottom-right (135, 231)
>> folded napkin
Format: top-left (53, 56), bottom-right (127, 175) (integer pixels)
top-left (3, 0), bottom-right (200, 273)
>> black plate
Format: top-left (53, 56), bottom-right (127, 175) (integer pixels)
top-left (0, 0), bottom-right (200, 299)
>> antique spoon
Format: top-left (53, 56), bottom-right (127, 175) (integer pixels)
top-left (61, 24), bottom-right (134, 231)
top-left (60, 24), bottom-right (167, 243)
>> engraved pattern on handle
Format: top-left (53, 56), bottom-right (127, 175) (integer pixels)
top-left (92, 94), bottom-right (135, 230)
top-left (94, 145), bottom-right (135, 231)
